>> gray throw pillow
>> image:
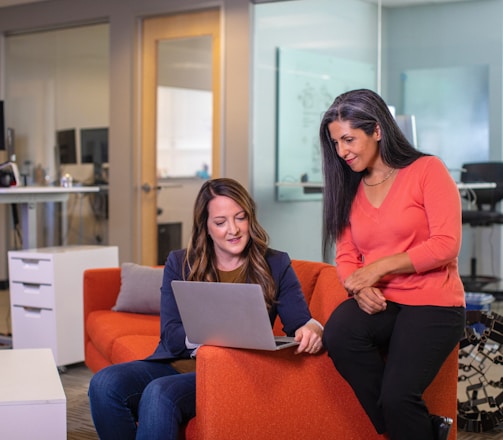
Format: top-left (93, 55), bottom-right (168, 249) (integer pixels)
top-left (112, 262), bottom-right (163, 315)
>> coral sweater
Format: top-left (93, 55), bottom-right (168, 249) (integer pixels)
top-left (336, 156), bottom-right (466, 307)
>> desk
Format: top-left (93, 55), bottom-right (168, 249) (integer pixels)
top-left (457, 182), bottom-right (497, 190)
top-left (275, 181), bottom-right (497, 193)
top-left (0, 186), bottom-right (100, 249)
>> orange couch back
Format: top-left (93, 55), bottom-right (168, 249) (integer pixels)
top-left (273, 259), bottom-right (344, 335)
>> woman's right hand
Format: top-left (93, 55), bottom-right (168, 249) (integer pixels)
top-left (353, 286), bottom-right (387, 315)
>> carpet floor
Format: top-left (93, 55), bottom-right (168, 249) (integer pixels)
top-left (61, 363), bottom-right (98, 440)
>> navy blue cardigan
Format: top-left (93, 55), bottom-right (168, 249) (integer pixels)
top-left (147, 248), bottom-right (311, 361)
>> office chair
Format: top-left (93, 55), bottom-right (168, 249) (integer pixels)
top-left (460, 162), bottom-right (503, 291)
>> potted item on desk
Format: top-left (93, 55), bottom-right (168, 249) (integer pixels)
top-left (0, 161), bottom-right (20, 187)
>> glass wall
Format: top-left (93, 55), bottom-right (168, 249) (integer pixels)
top-left (6, 23), bottom-right (109, 185)
top-left (252, 0), bottom-right (378, 262)
top-left (5, 23), bottom-right (110, 246)
top-left (252, 0), bottom-right (501, 277)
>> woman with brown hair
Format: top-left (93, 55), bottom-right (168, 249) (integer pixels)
top-left (88, 177), bottom-right (323, 440)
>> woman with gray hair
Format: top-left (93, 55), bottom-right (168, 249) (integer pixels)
top-left (319, 89), bottom-right (465, 440)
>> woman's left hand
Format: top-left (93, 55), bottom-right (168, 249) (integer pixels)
top-left (344, 253), bottom-right (415, 295)
top-left (344, 263), bottom-right (382, 295)
top-left (294, 320), bottom-right (323, 355)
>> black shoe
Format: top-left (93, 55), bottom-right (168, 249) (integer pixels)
top-left (430, 415), bottom-right (453, 440)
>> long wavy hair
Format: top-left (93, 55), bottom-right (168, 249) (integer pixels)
top-left (319, 89), bottom-right (427, 258)
top-left (183, 178), bottom-right (276, 308)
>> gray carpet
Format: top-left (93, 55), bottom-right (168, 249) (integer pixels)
top-left (60, 363), bottom-right (98, 440)
top-left (458, 430), bottom-right (503, 439)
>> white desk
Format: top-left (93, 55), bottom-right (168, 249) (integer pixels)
top-left (456, 182), bottom-right (497, 190)
top-left (0, 185), bottom-right (99, 249)
top-left (0, 348), bottom-right (66, 439)
top-left (275, 181), bottom-right (497, 191)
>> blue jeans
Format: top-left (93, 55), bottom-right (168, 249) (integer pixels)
top-left (322, 299), bottom-right (465, 440)
top-left (88, 360), bottom-right (196, 440)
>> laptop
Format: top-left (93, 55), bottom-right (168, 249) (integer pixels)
top-left (171, 280), bottom-right (299, 351)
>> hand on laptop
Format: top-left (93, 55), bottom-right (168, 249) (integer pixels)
top-left (294, 319), bottom-right (323, 355)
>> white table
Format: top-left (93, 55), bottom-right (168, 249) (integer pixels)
top-left (456, 182), bottom-right (497, 190)
top-left (0, 185), bottom-right (99, 249)
top-left (0, 348), bottom-right (66, 439)
top-left (275, 181), bottom-right (497, 191)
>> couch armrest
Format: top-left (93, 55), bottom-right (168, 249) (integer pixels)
top-left (83, 267), bottom-right (121, 346)
top-left (195, 344), bottom-right (459, 440)
top-left (423, 346), bottom-right (459, 438)
top-left (195, 345), bottom-right (384, 440)
top-left (83, 267), bottom-right (121, 356)
top-left (309, 265), bottom-right (348, 326)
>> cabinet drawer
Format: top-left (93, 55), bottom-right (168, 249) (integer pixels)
top-left (9, 257), bottom-right (53, 284)
top-left (10, 281), bottom-right (55, 309)
top-left (11, 306), bottom-right (57, 354)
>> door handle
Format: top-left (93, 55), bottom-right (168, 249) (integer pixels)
top-left (142, 182), bottom-right (183, 193)
top-left (141, 182), bottom-right (161, 193)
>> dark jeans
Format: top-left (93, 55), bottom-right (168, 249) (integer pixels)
top-left (322, 299), bottom-right (465, 440)
top-left (88, 360), bottom-right (196, 440)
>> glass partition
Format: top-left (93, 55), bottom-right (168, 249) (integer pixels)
top-left (276, 48), bottom-right (375, 201)
top-left (252, 0), bottom-right (496, 266)
top-left (156, 36), bottom-right (213, 179)
top-left (253, 0), bottom-right (492, 202)
top-left (5, 23), bottom-right (110, 245)
top-left (253, 0), bottom-right (379, 202)
top-left (6, 23), bottom-right (109, 184)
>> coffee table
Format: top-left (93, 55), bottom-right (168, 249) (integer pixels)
top-left (0, 348), bottom-right (66, 438)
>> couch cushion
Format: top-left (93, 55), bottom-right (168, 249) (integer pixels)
top-left (111, 334), bottom-right (160, 364)
top-left (86, 310), bottom-right (159, 359)
top-left (112, 263), bottom-right (163, 314)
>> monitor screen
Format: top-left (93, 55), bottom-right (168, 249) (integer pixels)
top-left (56, 128), bottom-right (77, 164)
top-left (80, 127), bottom-right (108, 164)
top-left (395, 114), bottom-right (418, 148)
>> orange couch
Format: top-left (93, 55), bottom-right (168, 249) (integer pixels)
top-left (83, 260), bottom-right (458, 440)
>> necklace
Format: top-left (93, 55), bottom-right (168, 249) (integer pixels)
top-left (362, 168), bottom-right (396, 187)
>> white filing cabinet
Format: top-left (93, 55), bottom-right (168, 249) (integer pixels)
top-left (8, 245), bottom-right (118, 367)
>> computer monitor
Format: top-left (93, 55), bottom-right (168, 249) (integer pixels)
top-left (0, 101), bottom-right (5, 151)
top-left (56, 128), bottom-right (77, 164)
top-left (80, 127), bottom-right (108, 183)
top-left (395, 114), bottom-right (418, 148)
top-left (80, 127), bottom-right (108, 164)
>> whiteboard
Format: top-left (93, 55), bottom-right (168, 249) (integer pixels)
top-left (276, 47), bottom-right (376, 201)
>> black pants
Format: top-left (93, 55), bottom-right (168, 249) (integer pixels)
top-left (322, 299), bottom-right (465, 440)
